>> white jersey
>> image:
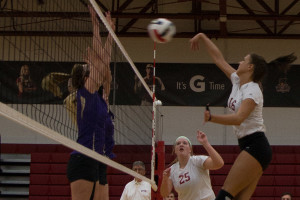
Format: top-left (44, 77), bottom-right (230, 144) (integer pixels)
top-left (120, 179), bottom-right (151, 200)
top-left (170, 156), bottom-right (215, 200)
top-left (228, 72), bottom-right (265, 138)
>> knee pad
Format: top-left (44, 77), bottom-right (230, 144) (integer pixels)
top-left (215, 189), bottom-right (234, 200)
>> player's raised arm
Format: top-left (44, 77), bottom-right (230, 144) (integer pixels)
top-left (84, 6), bottom-right (114, 94)
top-left (190, 33), bottom-right (235, 79)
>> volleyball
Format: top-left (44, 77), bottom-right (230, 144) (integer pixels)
top-left (154, 100), bottom-right (162, 106)
top-left (147, 18), bottom-right (176, 43)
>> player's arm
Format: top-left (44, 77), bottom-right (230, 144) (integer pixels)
top-left (89, 5), bottom-right (102, 54)
top-left (204, 98), bottom-right (256, 125)
top-left (103, 11), bottom-right (115, 66)
top-left (104, 112), bottom-right (116, 159)
top-left (84, 47), bottom-right (103, 93)
top-left (99, 11), bottom-right (114, 96)
top-left (190, 33), bottom-right (235, 79)
top-left (197, 130), bottom-right (224, 170)
top-left (85, 7), bottom-right (112, 93)
top-left (102, 68), bottom-right (112, 98)
top-left (160, 168), bottom-right (173, 197)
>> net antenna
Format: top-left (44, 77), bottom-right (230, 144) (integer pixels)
top-left (151, 42), bottom-right (157, 184)
top-left (150, 42), bottom-right (162, 183)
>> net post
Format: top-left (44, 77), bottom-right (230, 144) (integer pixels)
top-left (153, 140), bottom-right (165, 200)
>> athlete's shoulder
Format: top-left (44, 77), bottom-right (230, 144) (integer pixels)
top-left (190, 155), bottom-right (209, 166)
top-left (243, 82), bottom-right (262, 96)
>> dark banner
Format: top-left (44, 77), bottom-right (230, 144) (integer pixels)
top-left (1, 61), bottom-right (300, 107)
top-left (115, 63), bottom-right (232, 106)
top-left (0, 61), bottom-right (76, 104)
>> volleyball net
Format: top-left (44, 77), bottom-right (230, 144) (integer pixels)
top-left (0, 0), bottom-right (164, 191)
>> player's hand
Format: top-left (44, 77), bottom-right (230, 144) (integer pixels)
top-left (88, 5), bottom-right (99, 26)
top-left (105, 11), bottom-right (115, 31)
top-left (190, 33), bottom-right (202, 51)
top-left (197, 130), bottom-right (208, 145)
top-left (204, 110), bottom-right (211, 123)
top-left (88, 5), bottom-right (96, 18)
top-left (162, 168), bottom-right (171, 179)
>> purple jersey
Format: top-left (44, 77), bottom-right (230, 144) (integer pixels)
top-left (104, 111), bottom-right (115, 158)
top-left (73, 87), bottom-right (107, 154)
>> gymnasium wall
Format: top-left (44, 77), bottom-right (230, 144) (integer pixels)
top-left (1, 37), bottom-right (300, 145)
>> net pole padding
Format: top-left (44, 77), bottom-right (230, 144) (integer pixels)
top-left (89, 0), bottom-right (154, 100)
top-left (154, 141), bottom-right (165, 200)
top-left (151, 42), bottom-right (157, 182)
top-left (0, 102), bottom-right (157, 191)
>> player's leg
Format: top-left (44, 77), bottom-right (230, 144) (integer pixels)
top-left (101, 184), bottom-right (109, 200)
top-left (93, 183), bottom-right (109, 200)
top-left (234, 173), bottom-right (262, 200)
top-left (215, 151), bottom-right (263, 199)
top-left (71, 180), bottom-right (94, 200)
top-left (67, 154), bottom-right (100, 200)
top-left (93, 162), bottom-right (109, 200)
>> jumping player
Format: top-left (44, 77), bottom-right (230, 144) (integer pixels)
top-left (66, 5), bottom-right (115, 200)
top-left (190, 32), bottom-right (296, 199)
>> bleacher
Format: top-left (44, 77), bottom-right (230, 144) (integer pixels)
top-left (1, 144), bottom-right (300, 200)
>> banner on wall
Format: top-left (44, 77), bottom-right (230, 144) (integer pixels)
top-left (0, 61), bottom-right (76, 104)
top-left (1, 61), bottom-right (300, 107)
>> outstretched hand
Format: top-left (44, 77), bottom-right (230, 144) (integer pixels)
top-left (197, 130), bottom-right (208, 145)
top-left (190, 33), bottom-right (202, 51)
top-left (105, 11), bottom-right (115, 31)
top-left (88, 5), bottom-right (97, 19)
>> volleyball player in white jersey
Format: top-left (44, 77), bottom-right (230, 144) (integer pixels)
top-left (160, 131), bottom-right (224, 200)
top-left (190, 32), bottom-right (296, 199)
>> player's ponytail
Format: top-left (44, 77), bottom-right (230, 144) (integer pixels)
top-left (267, 53), bottom-right (297, 74)
top-left (250, 53), bottom-right (297, 83)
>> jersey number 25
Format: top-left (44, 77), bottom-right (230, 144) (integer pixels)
top-left (179, 172), bottom-right (190, 184)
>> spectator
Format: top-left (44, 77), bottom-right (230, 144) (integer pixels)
top-left (134, 64), bottom-right (165, 106)
top-left (281, 192), bottom-right (292, 200)
top-left (120, 161), bottom-right (151, 200)
top-left (163, 192), bottom-right (176, 200)
top-left (16, 64), bottom-right (37, 97)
